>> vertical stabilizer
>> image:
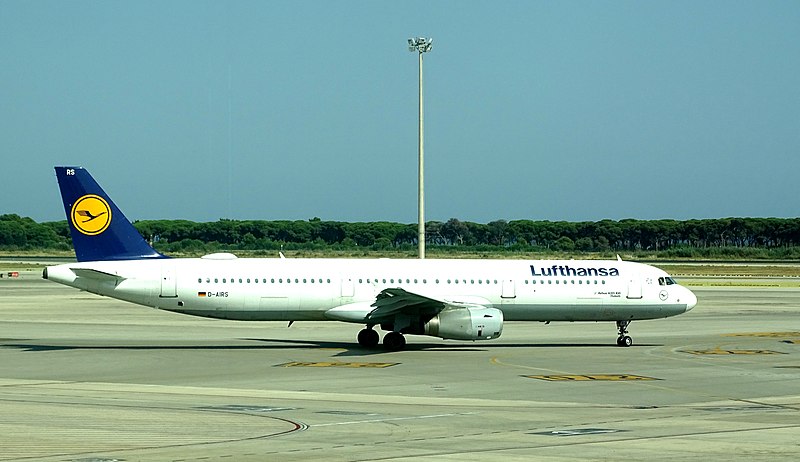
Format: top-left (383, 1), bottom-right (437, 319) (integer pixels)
top-left (54, 166), bottom-right (166, 262)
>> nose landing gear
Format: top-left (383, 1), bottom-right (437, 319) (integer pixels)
top-left (616, 320), bottom-right (632, 347)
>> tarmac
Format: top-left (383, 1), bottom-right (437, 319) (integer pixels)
top-left (1, 269), bottom-right (799, 461)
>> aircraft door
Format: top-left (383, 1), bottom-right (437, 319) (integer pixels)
top-left (501, 279), bottom-right (516, 299)
top-left (160, 266), bottom-right (177, 298)
top-left (341, 278), bottom-right (355, 298)
top-left (626, 277), bottom-right (642, 299)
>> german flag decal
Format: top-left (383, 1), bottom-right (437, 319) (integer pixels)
top-left (198, 292), bottom-right (207, 297)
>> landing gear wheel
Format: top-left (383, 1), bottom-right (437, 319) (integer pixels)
top-left (617, 335), bottom-right (633, 347)
top-left (383, 332), bottom-right (406, 351)
top-left (357, 328), bottom-right (380, 348)
top-left (615, 321), bottom-right (632, 347)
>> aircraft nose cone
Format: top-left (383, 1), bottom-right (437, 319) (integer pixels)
top-left (685, 289), bottom-right (697, 312)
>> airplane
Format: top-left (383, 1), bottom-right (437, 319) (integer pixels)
top-left (44, 166), bottom-right (697, 350)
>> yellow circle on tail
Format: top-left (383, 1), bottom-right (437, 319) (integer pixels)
top-left (70, 194), bottom-right (112, 236)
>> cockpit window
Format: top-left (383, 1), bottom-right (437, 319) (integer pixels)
top-left (658, 277), bottom-right (677, 286)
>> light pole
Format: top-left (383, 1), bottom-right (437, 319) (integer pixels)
top-left (408, 37), bottom-right (432, 259)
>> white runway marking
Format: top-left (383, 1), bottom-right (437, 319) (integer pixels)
top-left (313, 412), bottom-right (477, 427)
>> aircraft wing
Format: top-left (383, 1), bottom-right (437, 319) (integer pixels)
top-left (366, 288), bottom-right (445, 322)
top-left (324, 288), bottom-right (494, 324)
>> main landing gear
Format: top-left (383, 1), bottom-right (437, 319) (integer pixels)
top-left (616, 320), bottom-right (633, 347)
top-left (357, 327), bottom-right (406, 350)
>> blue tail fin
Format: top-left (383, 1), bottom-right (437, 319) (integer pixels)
top-left (55, 166), bottom-right (166, 262)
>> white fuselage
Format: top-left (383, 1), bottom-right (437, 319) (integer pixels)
top-left (45, 256), bottom-right (696, 324)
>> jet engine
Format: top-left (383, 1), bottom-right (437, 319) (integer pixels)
top-left (423, 306), bottom-right (503, 340)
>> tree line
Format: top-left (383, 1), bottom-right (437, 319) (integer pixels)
top-left (5, 213), bottom-right (800, 258)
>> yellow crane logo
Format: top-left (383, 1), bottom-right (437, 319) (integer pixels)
top-left (70, 194), bottom-right (112, 235)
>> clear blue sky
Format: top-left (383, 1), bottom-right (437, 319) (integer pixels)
top-left (2, 1), bottom-right (799, 224)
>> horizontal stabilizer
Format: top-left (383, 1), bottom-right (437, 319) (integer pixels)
top-left (70, 268), bottom-right (126, 283)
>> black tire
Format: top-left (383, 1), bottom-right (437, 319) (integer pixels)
top-left (358, 328), bottom-right (379, 348)
top-left (383, 332), bottom-right (406, 351)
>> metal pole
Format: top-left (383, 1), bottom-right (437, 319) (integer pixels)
top-left (418, 50), bottom-right (425, 259)
top-left (408, 37), bottom-right (432, 259)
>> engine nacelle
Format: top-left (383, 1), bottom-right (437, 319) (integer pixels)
top-left (424, 306), bottom-right (503, 340)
